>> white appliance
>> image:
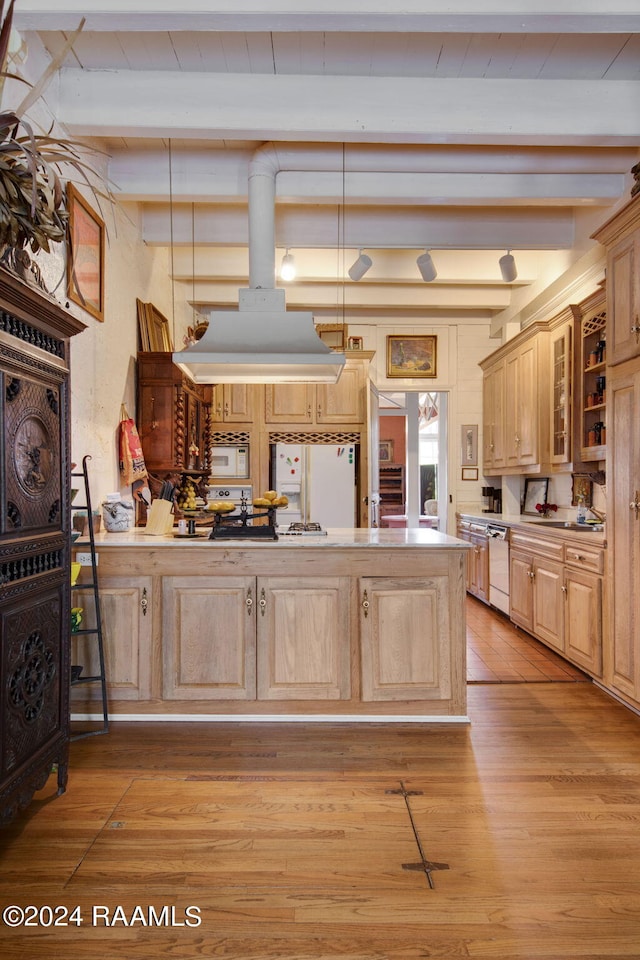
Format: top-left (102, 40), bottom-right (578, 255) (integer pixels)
top-left (487, 523), bottom-right (510, 615)
top-left (273, 443), bottom-right (357, 529)
top-left (207, 484), bottom-right (253, 517)
top-left (210, 444), bottom-right (249, 478)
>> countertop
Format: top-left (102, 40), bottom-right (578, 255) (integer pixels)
top-left (78, 526), bottom-right (469, 550)
top-left (457, 510), bottom-right (606, 544)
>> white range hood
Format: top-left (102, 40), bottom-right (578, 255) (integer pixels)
top-left (172, 144), bottom-right (345, 384)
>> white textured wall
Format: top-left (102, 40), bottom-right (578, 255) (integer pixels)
top-left (64, 197), bottom-right (188, 505)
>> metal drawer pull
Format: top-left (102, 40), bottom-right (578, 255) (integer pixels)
top-left (630, 493), bottom-right (640, 514)
top-left (259, 587), bottom-right (267, 616)
top-left (246, 587), bottom-right (253, 615)
top-left (140, 587), bottom-right (148, 616)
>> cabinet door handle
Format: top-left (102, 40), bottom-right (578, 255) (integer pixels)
top-left (362, 589), bottom-right (370, 618)
top-left (307, 404), bottom-right (312, 417)
top-left (561, 585), bottom-right (567, 595)
top-left (246, 587), bottom-right (253, 616)
top-left (223, 403), bottom-right (229, 416)
top-left (528, 569), bottom-right (535, 580)
top-left (317, 405), bottom-right (322, 418)
top-left (631, 319), bottom-right (640, 340)
top-left (259, 587), bottom-right (267, 616)
top-left (140, 587), bottom-right (148, 616)
top-left (630, 493), bottom-right (640, 515)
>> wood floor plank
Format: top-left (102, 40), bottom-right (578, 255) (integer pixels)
top-left (3, 681), bottom-right (640, 959)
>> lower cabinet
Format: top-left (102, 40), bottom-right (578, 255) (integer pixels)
top-left (72, 575), bottom-right (153, 702)
top-left (162, 575), bottom-right (351, 701)
top-left (359, 576), bottom-right (452, 701)
top-left (456, 521), bottom-right (489, 603)
top-left (509, 529), bottom-right (604, 677)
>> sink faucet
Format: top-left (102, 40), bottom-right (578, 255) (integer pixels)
top-left (588, 505), bottom-right (606, 522)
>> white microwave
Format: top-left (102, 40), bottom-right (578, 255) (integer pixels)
top-left (210, 444), bottom-right (249, 478)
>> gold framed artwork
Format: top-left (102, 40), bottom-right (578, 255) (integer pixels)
top-left (571, 474), bottom-right (593, 507)
top-left (379, 440), bottom-right (394, 463)
top-left (136, 299), bottom-right (173, 352)
top-left (461, 467), bottom-right (478, 481)
top-left (66, 183), bottom-right (105, 322)
top-left (316, 323), bottom-right (347, 351)
top-left (387, 335), bottom-right (437, 378)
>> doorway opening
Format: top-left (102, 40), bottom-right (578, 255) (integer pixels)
top-left (378, 391), bottom-right (448, 532)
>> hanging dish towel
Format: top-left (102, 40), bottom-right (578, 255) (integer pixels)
top-left (118, 404), bottom-right (148, 486)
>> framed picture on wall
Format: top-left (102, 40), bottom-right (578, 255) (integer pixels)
top-left (66, 183), bottom-right (105, 322)
top-left (523, 477), bottom-right (550, 516)
top-left (387, 335), bottom-right (437, 378)
top-left (461, 424), bottom-right (478, 466)
top-left (379, 440), bottom-right (394, 463)
top-left (571, 474), bottom-right (593, 507)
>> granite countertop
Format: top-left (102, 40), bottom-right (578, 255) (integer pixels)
top-left (78, 527), bottom-right (469, 549)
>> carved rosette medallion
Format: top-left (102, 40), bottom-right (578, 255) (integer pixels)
top-left (3, 377), bottom-right (61, 531)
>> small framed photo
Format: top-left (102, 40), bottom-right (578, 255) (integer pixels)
top-left (461, 467), bottom-right (478, 481)
top-left (523, 477), bottom-right (550, 516)
top-left (387, 335), bottom-right (437, 378)
top-left (316, 323), bottom-right (347, 351)
top-left (461, 424), bottom-right (478, 466)
top-left (66, 183), bottom-right (105, 322)
top-left (571, 474), bottom-right (593, 507)
top-left (379, 440), bottom-right (394, 463)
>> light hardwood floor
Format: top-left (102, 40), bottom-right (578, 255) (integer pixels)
top-left (2, 677), bottom-right (640, 959)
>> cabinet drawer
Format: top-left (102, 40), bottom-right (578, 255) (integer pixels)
top-left (563, 542), bottom-right (604, 574)
top-left (509, 530), bottom-right (564, 563)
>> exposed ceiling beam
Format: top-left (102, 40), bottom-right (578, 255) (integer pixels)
top-left (15, 1), bottom-right (640, 34)
top-left (56, 70), bottom-right (640, 145)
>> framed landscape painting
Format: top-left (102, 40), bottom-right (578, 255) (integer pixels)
top-left (387, 335), bottom-right (437, 378)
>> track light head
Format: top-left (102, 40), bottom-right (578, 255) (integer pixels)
top-left (499, 251), bottom-right (518, 282)
top-left (280, 249), bottom-right (296, 282)
top-left (416, 250), bottom-right (437, 283)
top-left (348, 250), bottom-right (372, 281)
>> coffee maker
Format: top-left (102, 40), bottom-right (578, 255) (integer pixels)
top-left (482, 486), bottom-right (502, 514)
top-left (481, 486), bottom-right (495, 513)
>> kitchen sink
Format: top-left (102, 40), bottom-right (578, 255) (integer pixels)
top-left (524, 520), bottom-right (604, 532)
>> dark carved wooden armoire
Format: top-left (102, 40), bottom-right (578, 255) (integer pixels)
top-left (0, 267), bottom-right (85, 824)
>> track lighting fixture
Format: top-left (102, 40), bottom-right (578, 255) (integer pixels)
top-left (280, 249), bottom-right (296, 282)
top-left (416, 250), bottom-right (437, 283)
top-left (499, 251), bottom-right (518, 282)
top-left (348, 250), bottom-right (372, 281)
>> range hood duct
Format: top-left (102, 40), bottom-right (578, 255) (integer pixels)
top-left (173, 144), bottom-right (345, 384)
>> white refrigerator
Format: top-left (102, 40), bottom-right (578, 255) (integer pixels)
top-left (272, 443), bottom-right (357, 528)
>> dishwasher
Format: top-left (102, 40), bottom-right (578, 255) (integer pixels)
top-left (487, 523), bottom-right (510, 615)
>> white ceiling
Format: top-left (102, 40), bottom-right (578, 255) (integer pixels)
top-left (13, 1), bottom-right (640, 334)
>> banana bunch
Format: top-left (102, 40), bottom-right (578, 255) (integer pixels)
top-left (207, 500), bottom-right (236, 513)
top-left (253, 490), bottom-right (289, 508)
top-left (176, 477), bottom-right (198, 511)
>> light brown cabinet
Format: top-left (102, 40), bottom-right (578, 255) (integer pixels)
top-left (456, 521), bottom-right (489, 604)
top-left (359, 576), bottom-right (452, 701)
top-left (482, 358), bottom-right (506, 470)
top-left (162, 574), bottom-right (350, 702)
top-left (577, 289), bottom-right (607, 465)
top-left (594, 202), bottom-right (640, 367)
top-left (509, 526), bottom-right (604, 677)
top-left (211, 383), bottom-right (255, 423)
top-left (263, 359), bottom-right (366, 426)
top-left (257, 576), bottom-right (351, 700)
top-left (480, 324), bottom-right (547, 476)
top-left (604, 358), bottom-right (640, 703)
top-left (549, 315), bottom-right (574, 465)
top-left (72, 575), bottom-right (153, 703)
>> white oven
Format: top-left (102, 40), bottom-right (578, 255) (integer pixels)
top-left (210, 444), bottom-right (249, 478)
top-left (207, 484), bottom-right (253, 516)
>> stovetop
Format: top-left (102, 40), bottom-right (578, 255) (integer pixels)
top-left (279, 522), bottom-right (327, 537)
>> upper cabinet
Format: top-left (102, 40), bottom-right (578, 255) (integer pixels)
top-left (211, 383), bottom-right (255, 423)
top-left (263, 354), bottom-right (372, 428)
top-left (480, 323), bottom-right (548, 476)
top-left (549, 312), bottom-right (575, 465)
top-left (576, 288), bottom-right (607, 467)
top-left (593, 199), bottom-right (640, 367)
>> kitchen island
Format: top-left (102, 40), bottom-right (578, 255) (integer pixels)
top-left (71, 528), bottom-right (469, 722)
